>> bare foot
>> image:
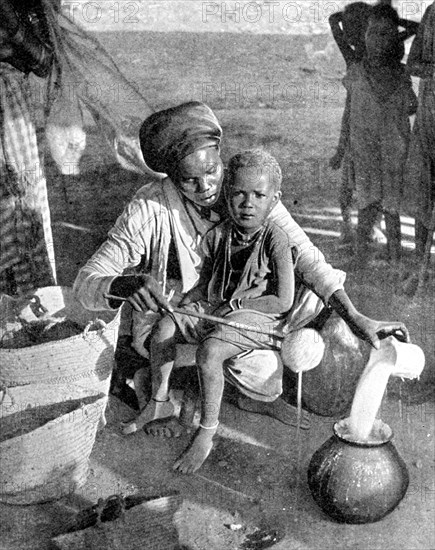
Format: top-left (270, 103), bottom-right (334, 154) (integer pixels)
top-left (173, 426), bottom-right (217, 474)
top-left (237, 396), bottom-right (311, 430)
top-left (121, 399), bottom-right (174, 435)
top-left (370, 225), bottom-right (385, 243)
top-left (144, 417), bottom-right (185, 438)
top-left (339, 223), bottom-right (355, 245)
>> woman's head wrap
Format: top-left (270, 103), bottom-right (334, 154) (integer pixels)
top-left (139, 101), bottom-right (222, 174)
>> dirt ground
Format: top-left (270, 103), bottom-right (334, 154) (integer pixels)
top-left (1, 19), bottom-right (434, 550)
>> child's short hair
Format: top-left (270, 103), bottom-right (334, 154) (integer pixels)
top-left (367, 4), bottom-right (403, 62)
top-left (369, 4), bottom-right (400, 26)
top-left (227, 149), bottom-right (282, 191)
top-left (342, 2), bottom-right (372, 46)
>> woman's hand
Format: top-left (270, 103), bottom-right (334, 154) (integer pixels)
top-left (109, 275), bottom-right (172, 313)
top-left (328, 289), bottom-right (411, 349)
top-left (347, 313), bottom-right (411, 350)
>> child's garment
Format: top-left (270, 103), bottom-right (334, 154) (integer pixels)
top-left (171, 218), bottom-right (296, 403)
top-left (344, 61), bottom-right (417, 213)
top-left (171, 218), bottom-right (295, 351)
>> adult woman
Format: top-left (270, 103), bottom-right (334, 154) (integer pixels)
top-left (74, 101), bottom-right (409, 435)
top-left (1, 0), bottom-right (154, 295)
top-left (0, 0), bottom-right (58, 294)
top-left (405, 1), bottom-right (435, 257)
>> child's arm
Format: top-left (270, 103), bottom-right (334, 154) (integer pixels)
top-left (403, 69), bottom-right (418, 116)
top-left (398, 18), bottom-right (419, 41)
top-left (329, 11), bottom-right (357, 66)
top-left (406, 7), bottom-right (434, 78)
top-left (330, 92), bottom-right (351, 169)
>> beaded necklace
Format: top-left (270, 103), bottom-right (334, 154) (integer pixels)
top-left (223, 223), bottom-right (267, 299)
top-left (230, 225), bottom-right (265, 247)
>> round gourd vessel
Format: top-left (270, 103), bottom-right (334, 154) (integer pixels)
top-left (307, 419), bottom-right (409, 523)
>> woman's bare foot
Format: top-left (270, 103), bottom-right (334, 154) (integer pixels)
top-left (237, 396), bottom-right (311, 430)
top-left (144, 391), bottom-right (198, 438)
top-left (121, 398), bottom-right (174, 435)
top-left (144, 417), bottom-right (185, 438)
top-left (173, 425), bottom-right (217, 474)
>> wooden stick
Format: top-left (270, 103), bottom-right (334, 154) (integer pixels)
top-left (103, 293), bottom-right (284, 339)
top-left (296, 371), bottom-right (303, 429)
top-left (193, 472), bottom-right (258, 502)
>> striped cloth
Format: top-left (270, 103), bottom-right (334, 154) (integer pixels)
top-left (0, 63), bottom-right (56, 294)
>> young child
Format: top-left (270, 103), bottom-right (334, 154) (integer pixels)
top-left (136, 149), bottom-right (296, 473)
top-left (344, 4), bottom-right (418, 263)
top-left (405, 1), bottom-right (435, 258)
top-left (329, 2), bottom-right (418, 243)
top-left (329, 2), bottom-right (373, 242)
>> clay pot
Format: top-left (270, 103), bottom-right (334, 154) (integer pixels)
top-left (302, 316), bottom-right (371, 416)
top-left (307, 420), bottom-right (409, 524)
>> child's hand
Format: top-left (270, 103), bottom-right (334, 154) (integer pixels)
top-left (329, 151), bottom-right (343, 170)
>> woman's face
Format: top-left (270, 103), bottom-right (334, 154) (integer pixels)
top-left (172, 146), bottom-right (224, 208)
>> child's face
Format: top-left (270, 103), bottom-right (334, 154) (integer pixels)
top-left (343, 23), bottom-right (367, 51)
top-left (365, 18), bottom-right (399, 65)
top-left (227, 167), bottom-right (281, 234)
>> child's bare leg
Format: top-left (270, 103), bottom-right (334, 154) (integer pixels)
top-left (133, 367), bottom-right (150, 411)
top-left (356, 203), bottom-right (379, 263)
top-left (339, 167), bottom-right (354, 243)
top-left (371, 211), bottom-right (384, 243)
top-left (173, 338), bottom-right (241, 474)
top-left (415, 219), bottom-right (428, 258)
top-left (122, 316), bottom-right (178, 435)
top-left (384, 211), bottom-right (401, 262)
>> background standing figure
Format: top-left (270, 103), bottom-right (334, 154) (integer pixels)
top-left (329, 2), bottom-right (373, 243)
top-left (330, 2), bottom-right (418, 246)
top-left (343, 4), bottom-right (418, 264)
top-left (0, 0), bottom-right (58, 294)
top-left (405, 1), bottom-right (435, 258)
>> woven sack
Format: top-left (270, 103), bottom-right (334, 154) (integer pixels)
top-left (0, 286), bottom-right (119, 396)
top-left (0, 384), bottom-right (105, 505)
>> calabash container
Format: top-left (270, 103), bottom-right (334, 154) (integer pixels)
top-left (307, 419), bottom-right (409, 524)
